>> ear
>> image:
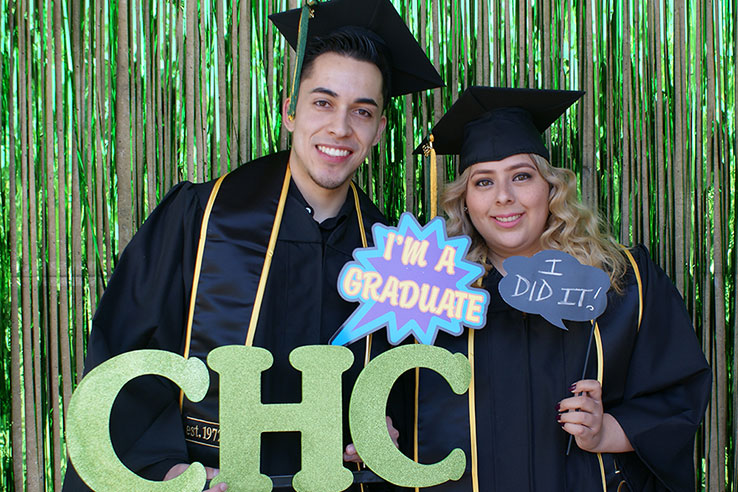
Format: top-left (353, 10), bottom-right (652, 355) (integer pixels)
top-left (372, 115), bottom-right (387, 146)
top-left (282, 98), bottom-right (295, 132)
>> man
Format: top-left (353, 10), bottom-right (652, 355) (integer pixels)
top-left (62, 0), bottom-right (442, 490)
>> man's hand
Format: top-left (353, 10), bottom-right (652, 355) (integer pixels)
top-left (343, 416), bottom-right (400, 463)
top-left (164, 463), bottom-right (227, 491)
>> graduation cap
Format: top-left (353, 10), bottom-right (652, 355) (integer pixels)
top-left (270, 0), bottom-right (443, 117)
top-left (415, 86), bottom-right (585, 175)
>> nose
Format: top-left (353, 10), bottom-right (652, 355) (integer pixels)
top-left (494, 180), bottom-right (515, 204)
top-left (328, 109), bottom-right (352, 138)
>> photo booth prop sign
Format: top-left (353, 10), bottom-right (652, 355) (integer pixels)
top-left (498, 250), bottom-right (612, 454)
top-left (331, 212), bottom-right (490, 346)
top-left (498, 250), bottom-right (611, 329)
top-left (65, 344), bottom-right (472, 492)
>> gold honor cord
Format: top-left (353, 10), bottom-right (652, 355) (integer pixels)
top-left (594, 321), bottom-right (606, 492)
top-left (415, 137), bottom-right (442, 492)
top-left (466, 274), bottom-right (484, 492)
top-left (180, 174), bottom-right (229, 408)
top-left (594, 248), bottom-right (642, 491)
top-left (350, 181), bottom-right (371, 492)
top-left (467, 329), bottom-right (479, 492)
top-left (245, 165), bottom-right (293, 347)
top-left (621, 247), bottom-right (643, 330)
top-left (413, 339), bottom-right (420, 492)
top-left (349, 182), bottom-right (373, 369)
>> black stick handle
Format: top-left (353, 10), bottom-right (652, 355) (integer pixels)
top-left (565, 321), bottom-right (596, 456)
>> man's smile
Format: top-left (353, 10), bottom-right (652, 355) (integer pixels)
top-left (317, 144), bottom-right (353, 158)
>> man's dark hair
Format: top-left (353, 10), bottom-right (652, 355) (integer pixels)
top-left (301, 27), bottom-right (392, 109)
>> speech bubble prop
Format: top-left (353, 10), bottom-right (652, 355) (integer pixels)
top-left (65, 350), bottom-right (210, 492)
top-left (499, 250), bottom-right (611, 329)
top-left (332, 212), bottom-right (489, 346)
top-left (350, 344), bottom-right (471, 487)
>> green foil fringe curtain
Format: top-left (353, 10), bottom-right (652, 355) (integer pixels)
top-left (0, 0), bottom-right (735, 490)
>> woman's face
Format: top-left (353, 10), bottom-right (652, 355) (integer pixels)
top-left (465, 153), bottom-right (551, 270)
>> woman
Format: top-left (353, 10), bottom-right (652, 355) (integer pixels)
top-left (414, 86), bottom-right (710, 491)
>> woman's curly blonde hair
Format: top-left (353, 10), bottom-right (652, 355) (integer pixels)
top-left (441, 154), bottom-right (628, 293)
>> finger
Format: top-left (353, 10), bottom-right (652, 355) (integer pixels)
top-left (558, 408), bottom-right (600, 430)
top-left (386, 416), bottom-right (400, 447)
top-left (560, 421), bottom-right (592, 439)
top-left (343, 443), bottom-right (363, 463)
top-left (558, 394), bottom-right (601, 414)
top-left (205, 482), bottom-right (228, 492)
top-left (163, 463), bottom-right (190, 481)
top-left (204, 467), bottom-right (220, 480)
top-left (569, 379), bottom-right (602, 400)
top-left (343, 452), bottom-right (362, 463)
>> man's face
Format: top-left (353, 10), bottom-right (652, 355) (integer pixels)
top-left (284, 52), bottom-right (387, 194)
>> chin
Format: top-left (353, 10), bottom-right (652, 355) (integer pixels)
top-left (312, 173), bottom-right (352, 191)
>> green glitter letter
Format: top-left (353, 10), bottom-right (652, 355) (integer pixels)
top-left (66, 349), bottom-right (210, 492)
top-left (349, 344), bottom-right (471, 487)
top-left (208, 345), bottom-right (354, 492)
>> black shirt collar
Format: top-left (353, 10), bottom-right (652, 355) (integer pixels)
top-left (288, 181), bottom-right (355, 239)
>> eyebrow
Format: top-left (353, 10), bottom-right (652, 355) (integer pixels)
top-left (505, 162), bottom-right (537, 171)
top-left (470, 161), bottom-right (536, 176)
top-left (310, 87), bottom-right (379, 108)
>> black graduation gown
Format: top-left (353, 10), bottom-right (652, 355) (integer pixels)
top-left (62, 151), bottom-right (398, 491)
top-left (416, 245), bottom-right (710, 492)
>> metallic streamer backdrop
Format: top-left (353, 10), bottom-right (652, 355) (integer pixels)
top-left (0, 0), bottom-right (736, 490)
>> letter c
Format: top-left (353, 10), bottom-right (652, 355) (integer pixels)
top-left (349, 345), bottom-right (471, 488)
top-left (66, 350), bottom-right (210, 492)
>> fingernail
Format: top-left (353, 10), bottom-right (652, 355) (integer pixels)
top-left (555, 402), bottom-right (560, 412)
top-left (569, 383), bottom-right (577, 392)
top-left (556, 414), bottom-right (562, 422)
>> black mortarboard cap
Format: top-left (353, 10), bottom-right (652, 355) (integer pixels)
top-left (414, 86), bottom-right (584, 174)
top-left (269, 0), bottom-right (444, 97)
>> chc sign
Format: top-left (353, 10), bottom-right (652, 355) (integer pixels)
top-left (66, 344), bottom-right (471, 492)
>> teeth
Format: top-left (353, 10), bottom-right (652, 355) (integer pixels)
top-left (318, 145), bottom-right (351, 157)
top-left (495, 214), bottom-right (522, 223)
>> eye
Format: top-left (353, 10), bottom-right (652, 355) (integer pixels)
top-left (475, 178), bottom-right (493, 187)
top-left (355, 107), bottom-right (373, 118)
top-left (513, 172), bottom-right (532, 182)
top-left (314, 99), bottom-right (330, 108)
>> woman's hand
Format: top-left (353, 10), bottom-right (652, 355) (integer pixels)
top-left (557, 379), bottom-right (633, 453)
top-left (164, 463), bottom-right (227, 491)
top-left (343, 416), bottom-right (400, 463)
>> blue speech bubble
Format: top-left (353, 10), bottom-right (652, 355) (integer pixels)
top-left (331, 213), bottom-right (489, 346)
top-left (499, 250), bottom-right (610, 329)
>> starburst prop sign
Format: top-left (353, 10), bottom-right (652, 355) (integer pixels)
top-left (331, 213), bottom-right (490, 346)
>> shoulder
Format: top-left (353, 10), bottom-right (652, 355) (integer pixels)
top-left (224, 151), bottom-right (290, 180)
top-left (622, 244), bottom-right (680, 299)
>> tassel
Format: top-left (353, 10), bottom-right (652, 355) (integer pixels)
top-left (287, 1), bottom-right (318, 120)
top-left (423, 134), bottom-right (438, 218)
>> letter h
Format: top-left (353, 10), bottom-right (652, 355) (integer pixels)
top-left (208, 345), bottom-right (355, 492)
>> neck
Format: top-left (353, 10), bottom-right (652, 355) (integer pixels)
top-left (490, 253), bottom-right (507, 275)
top-left (289, 158), bottom-right (351, 223)
top-left (488, 242), bottom-right (545, 276)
